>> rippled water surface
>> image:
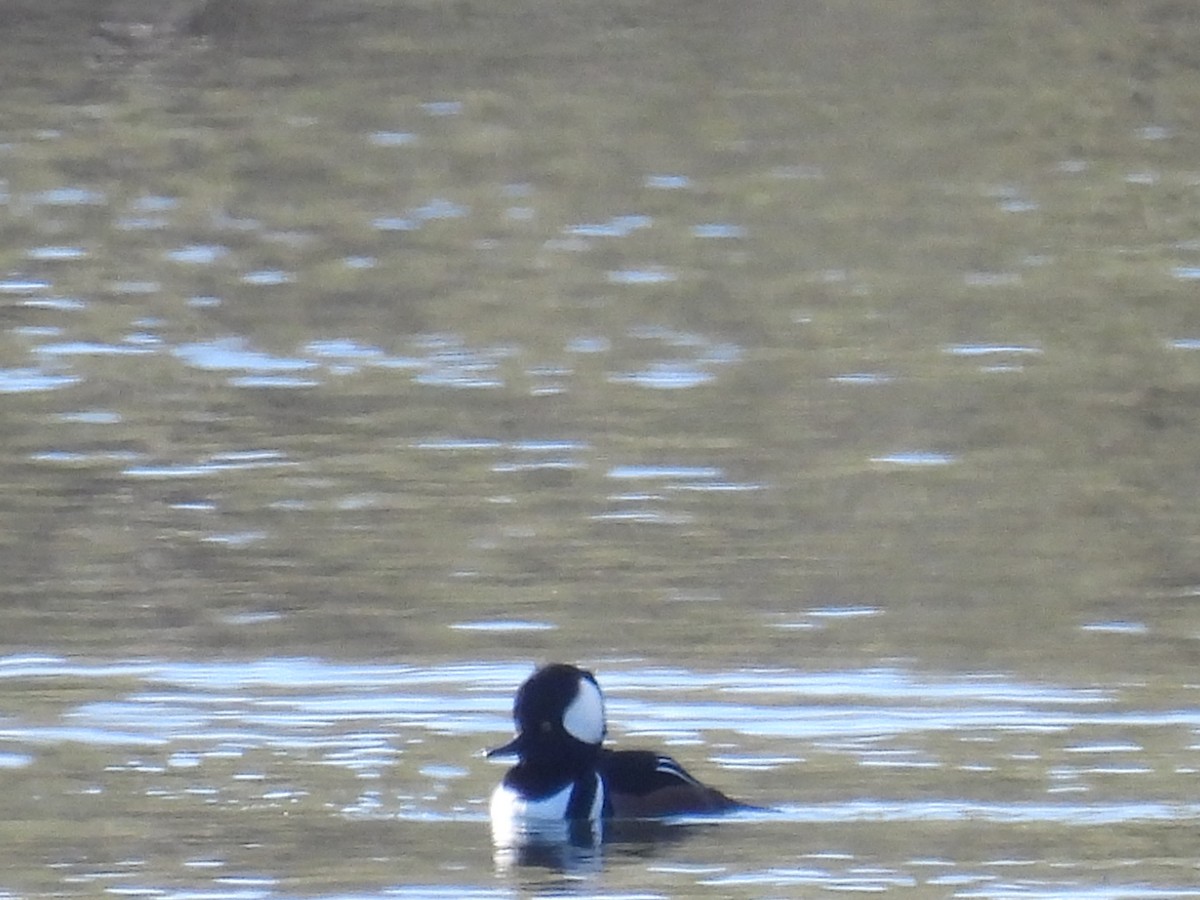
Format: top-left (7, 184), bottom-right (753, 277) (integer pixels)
top-left (4, 655), bottom-right (1200, 897)
top-left (4, 0), bottom-right (1200, 896)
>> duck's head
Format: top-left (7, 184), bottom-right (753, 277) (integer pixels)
top-left (487, 663), bottom-right (607, 766)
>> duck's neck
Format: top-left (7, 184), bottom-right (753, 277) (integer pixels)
top-left (506, 740), bottom-right (601, 798)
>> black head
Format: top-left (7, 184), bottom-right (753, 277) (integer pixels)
top-left (487, 663), bottom-right (607, 767)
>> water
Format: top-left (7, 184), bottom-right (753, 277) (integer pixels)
top-left (3, 0), bottom-right (1200, 895)
top-left (2, 656), bottom-right (1197, 896)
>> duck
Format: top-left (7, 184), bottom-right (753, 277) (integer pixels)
top-left (487, 663), bottom-right (747, 828)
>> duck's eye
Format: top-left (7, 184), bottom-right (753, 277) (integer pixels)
top-left (540, 720), bottom-right (553, 734)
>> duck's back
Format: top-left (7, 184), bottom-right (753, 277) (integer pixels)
top-left (599, 749), bottom-right (740, 818)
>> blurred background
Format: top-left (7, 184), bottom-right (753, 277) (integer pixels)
top-left (3, 0), bottom-right (1200, 896)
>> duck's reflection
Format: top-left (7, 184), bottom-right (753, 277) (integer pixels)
top-left (491, 815), bottom-right (714, 875)
top-left (492, 816), bottom-right (602, 874)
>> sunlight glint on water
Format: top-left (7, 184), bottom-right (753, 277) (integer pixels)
top-left (2, 655), bottom-right (1192, 893)
top-left (5, 2), bottom-right (1200, 896)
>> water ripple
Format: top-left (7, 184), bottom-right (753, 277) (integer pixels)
top-left (0, 367), bottom-right (80, 392)
top-left (0, 656), bottom-right (1194, 839)
top-left (607, 267), bottom-right (677, 285)
top-left (166, 244), bottom-right (229, 264)
top-left (26, 245), bottom-right (88, 261)
top-left (0, 277), bottom-right (52, 294)
top-left (31, 186), bottom-right (106, 206)
top-left (608, 361), bottom-right (716, 389)
top-left (173, 338), bottom-right (318, 374)
top-left (644, 174), bottom-right (690, 189)
top-left (766, 799), bottom-right (1200, 825)
top-left (35, 341), bottom-right (156, 358)
top-left (123, 450), bottom-right (294, 479)
top-left (871, 451), bottom-right (957, 467)
top-left (369, 130), bottom-right (417, 146)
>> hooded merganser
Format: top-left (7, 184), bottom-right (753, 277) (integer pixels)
top-left (487, 663), bottom-right (746, 826)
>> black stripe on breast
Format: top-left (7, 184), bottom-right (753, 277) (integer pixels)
top-left (565, 772), bottom-right (600, 819)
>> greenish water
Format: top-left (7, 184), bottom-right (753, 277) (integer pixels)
top-left (3, 0), bottom-right (1200, 895)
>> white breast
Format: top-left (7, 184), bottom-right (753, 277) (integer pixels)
top-left (490, 775), bottom-right (605, 849)
top-left (489, 773), bottom-right (605, 825)
top-left (491, 780), bottom-right (568, 822)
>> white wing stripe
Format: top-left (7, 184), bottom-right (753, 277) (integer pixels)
top-left (654, 755), bottom-right (703, 787)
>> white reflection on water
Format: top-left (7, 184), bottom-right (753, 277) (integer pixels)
top-left (0, 367), bottom-right (80, 393)
top-left (607, 361), bottom-right (716, 389)
top-left (30, 186), bottom-right (107, 206)
top-left (21, 296), bottom-right (87, 310)
top-left (26, 245), bottom-right (88, 261)
top-left (166, 243), bottom-right (229, 264)
top-left (1, 656), bottom-right (1197, 827)
top-left (0, 656), bottom-right (1160, 753)
top-left (1080, 621), bottom-right (1149, 635)
top-left (607, 465), bottom-right (723, 480)
top-left (0, 277), bottom-right (53, 294)
top-left (700, 862), bottom-right (914, 889)
top-left (606, 267), bottom-right (677, 285)
top-left (13, 310), bottom-right (743, 395)
top-left (692, 223), bottom-right (746, 239)
top-left (123, 449), bottom-right (294, 479)
top-left (369, 130), bottom-right (417, 146)
top-left (644, 174), bottom-right (690, 189)
top-left (35, 340), bottom-right (156, 357)
top-left (2, 655), bottom-right (1200, 896)
top-left (566, 214), bottom-right (654, 237)
top-left (173, 338), bottom-right (318, 373)
top-left (765, 799), bottom-right (1200, 825)
top-left (830, 371), bottom-right (894, 385)
top-left (241, 269), bottom-right (294, 285)
top-left (449, 621), bottom-right (557, 633)
top-left (871, 451), bottom-right (957, 466)
top-left (943, 343), bottom-right (1042, 357)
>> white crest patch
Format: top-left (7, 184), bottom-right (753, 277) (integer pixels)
top-left (562, 676), bottom-right (606, 745)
